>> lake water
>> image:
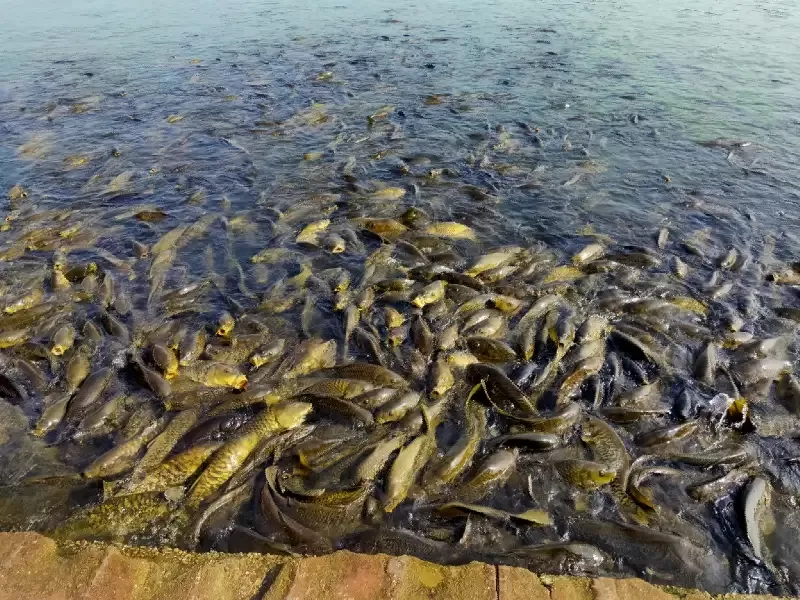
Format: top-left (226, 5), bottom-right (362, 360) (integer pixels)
top-left (2, 0), bottom-right (800, 242)
top-left (1, 0), bottom-right (800, 595)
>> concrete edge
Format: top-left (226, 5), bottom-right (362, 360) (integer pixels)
top-left (0, 532), bottom-right (794, 600)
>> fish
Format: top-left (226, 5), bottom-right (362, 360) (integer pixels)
top-left (50, 324), bottom-right (75, 356)
top-left (466, 337), bottom-right (517, 362)
top-left (358, 218), bottom-right (408, 240)
top-left (717, 248), bottom-right (738, 270)
top-left (304, 394), bottom-right (374, 425)
top-left (6, 103), bottom-right (800, 583)
top-left (74, 394), bottom-right (127, 442)
top-left (250, 339), bottom-right (286, 369)
top-left (581, 416), bottom-right (628, 473)
top-left (635, 421), bottom-right (700, 447)
top-left (187, 401), bottom-right (312, 507)
top-left (184, 362), bottom-right (247, 390)
top-left (694, 342), bottom-right (717, 385)
top-left (572, 243), bottom-right (605, 265)
top-left (371, 186), bottom-right (405, 200)
top-left (463, 308), bottom-right (500, 332)
top-left (353, 327), bottom-right (385, 365)
top-left (7, 184), bottom-right (28, 201)
top-left (130, 408), bottom-right (202, 479)
top-left (83, 415), bottom-right (167, 479)
top-left (261, 467), bottom-right (334, 552)
top-left (456, 450), bottom-right (516, 503)
top-left (657, 228), bottom-right (669, 249)
top-left (296, 219), bottom-right (331, 245)
top-left (152, 224), bottom-right (189, 257)
top-left (542, 265), bottom-right (583, 284)
top-left (376, 391), bottom-right (421, 423)
top-left (301, 378), bottom-right (375, 400)
top-left (576, 315), bottom-right (609, 344)
top-left (281, 339), bottom-right (337, 378)
top-left (125, 442), bottom-right (222, 494)
top-left (429, 359), bottom-right (454, 398)
top-left (424, 397), bottom-right (486, 491)
top-left (489, 432), bottom-right (559, 450)
top-left (100, 311), bottom-right (129, 342)
top-left (133, 359), bottom-right (172, 398)
top-left (65, 347), bottom-right (92, 394)
top-left (742, 477), bottom-right (769, 561)
top-left (355, 434), bottom-right (408, 484)
top-left (384, 306), bottom-right (406, 329)
top-left (424, 222), bottom-right (477, 241)
top-left (33, 396), bottom-right (71, 436)
top-left (322, 233), bottom-right (346, 254)
top-left (463, 314), bottom-right (505, 338)
top-left (68, 367), bottom-right (114, 416)
top-left (216, 311), bottom-right (235, 337)
top-left (672, 256), bottom-right (688, 278)
top-left (555, 459), bottom-right (616, 490)
top-left (384, 431), bottom-right (436, 512)
top-left (179, 329), bottom-right (207, 366)
top-left (557, 355), bottom-right (604, 403)
top-left (344, 303), bottom-right (360, 346)
top-left (51, 268), bottom-right (71, 291)
top-left (465, 249), bottom-right (522, 278)
top-left (53, 492), bottom-right (173, 541)
top-left (687, 467), bottom-right (751, 502)
top-left (776, 372), bottom-right (800, 414)
top-left (412, 280), bottom-right (446, 308)
top-left (731, 359), bottom-right (790, 386)
top-left (465, 363), bottom-right (537, 415)
top-left (437, 502), bottom-right (551, 525)
top-left (410, 314), bottom-right (434, 355)
top-left (152, 343), bottom-right (179, 378)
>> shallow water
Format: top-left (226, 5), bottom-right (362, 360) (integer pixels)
top-left (1, 0), bottom-right (800, 249)
top-left (1, 0), bottom-right (800, 595)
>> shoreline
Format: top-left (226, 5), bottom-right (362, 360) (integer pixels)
top-left (0, 532), bottom-right (793, 600)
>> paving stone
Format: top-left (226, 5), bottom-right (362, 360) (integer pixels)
top-left (286, 551), bottom-right (390, 600)
top-left (0, 532), bottom-right (792, 600)
top-left (386, 555), bottom-right (495, 600)
top-left (593, 577), bottom-right (675, 600)
top-left (550, 576), bottom-right (594, 600)
top-left (497, 565), bottom-right (551, 600)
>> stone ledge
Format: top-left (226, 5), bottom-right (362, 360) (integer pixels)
top-left (0, 532), bottom-right (794, 600)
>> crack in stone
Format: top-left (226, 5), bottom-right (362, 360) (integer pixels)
top-left (495, 565), bottom-right (501, 600)
top-left (539, 574), bottom-right (554, 599)
top-left (250, 563), bottom-right (286, 600)
top-left (85, 551), bottom-right (112, 594)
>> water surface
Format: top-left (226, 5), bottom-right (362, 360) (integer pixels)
top-left (1, 0), bottom-right (800, 595)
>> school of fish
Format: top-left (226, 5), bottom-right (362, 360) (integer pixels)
top-left (1, 76), bottom-right (800, 597)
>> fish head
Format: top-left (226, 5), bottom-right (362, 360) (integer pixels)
top-left (589, 467), bottom-right (617, 486)
top-left (579, 416), bottom-right (604, 444)
top-left (274, 401), bottom-right (313, 428)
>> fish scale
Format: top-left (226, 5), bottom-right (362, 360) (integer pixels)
top-left (124, 442), bottom-right (222, 495)
top-left (582, 416), bottom-right (629, 473)
top-left (186, 402), bottom-right (312, 507)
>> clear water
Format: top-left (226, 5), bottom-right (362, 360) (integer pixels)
top-left (2, 0), bottom-right (799, 246)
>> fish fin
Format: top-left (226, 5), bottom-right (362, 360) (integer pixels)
top-left (102, 479), bottom-right (118, 501)
top-left (420, 403), bottom-right (433, 434)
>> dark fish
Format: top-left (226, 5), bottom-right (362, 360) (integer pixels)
top-left (68, 367), bottom-right (113, 415)
top-left (465, 363), bottom-right (537, 415)
top-left (466, 337), bottom-right (517, 362)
